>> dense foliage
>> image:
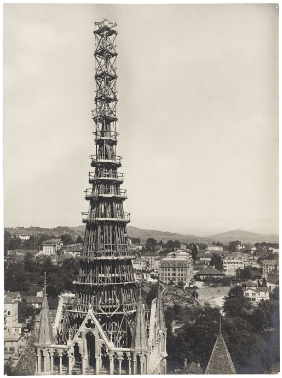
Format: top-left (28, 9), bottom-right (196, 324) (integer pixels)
top-left (5, 254), bottom-right (79, 309)
top-left (4, 230), bottom-right (77, 255)
top-left (165, 286), bottom-right (279, 374)
top-left (209, 254), bottom-right (223, 270)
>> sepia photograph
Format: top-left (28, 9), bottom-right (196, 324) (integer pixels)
top-left (3, 3), bottom-right (279, 375)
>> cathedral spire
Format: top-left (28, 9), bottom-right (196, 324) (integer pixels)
top-left (37, 272), bottom-right (55, 346)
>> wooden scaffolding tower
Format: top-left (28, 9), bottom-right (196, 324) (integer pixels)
top-left (57, 19), bottom-right (137, 349)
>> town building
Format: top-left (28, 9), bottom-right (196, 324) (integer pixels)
top-left (17, 234), bottom-right (31, 241)
top-left (24, 296), bottom-right (44, 309)
top-left (194, 267), bottom-right (225, 281)
top-left (132, 258), bottom-right (147, 271)
top-left (261, 260), bottom-right (279, 278)
top-left (62, 245), bottom-right (83, 258)
top-left (35, 250), bottom-right (58, 264)
top-left (159, 250), bottom-right (193, 285)
top-left (243, 287), bottom-right (269, 303)
top-left (222, 256), bottom-right (245, 276)
top-left (198, 253), bottom-right (213, 265)
top-left (4, 294), bottom-right (24, 362)
top-left (140, 252), bottom-right (162, 271)
top-left (207, 246), bottom-right (223, 252)
top-left (244, 257), bottom-right (261, 269)
top-left (5, 291), bottom-right (21, 302)
top-left (42, 239), bottom-right (63, 255)
top-left (241, 280), bottom-right (257, 289)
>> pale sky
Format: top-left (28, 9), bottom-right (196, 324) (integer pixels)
top-left (4, 4), bottom-right (279, 236)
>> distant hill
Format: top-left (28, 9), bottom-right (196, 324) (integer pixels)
top-left (208, 229), bottom-right (279, 244)
top-left (127, 226), bottom-right (205, 244)
top-left (6, 225), bottom-right (278, 245)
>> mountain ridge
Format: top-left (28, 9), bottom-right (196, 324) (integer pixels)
top-left (5, 225), bottom-right (278, 244)
top-left (127, 226), bottom-right (278, 244)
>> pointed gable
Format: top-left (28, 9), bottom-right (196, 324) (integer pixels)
top-left (205, 334), bottom-right (236, 374)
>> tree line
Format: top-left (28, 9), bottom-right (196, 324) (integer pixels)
top-left (4, 230), bottom-right (83, 255)
top-left (163, 286), bottom-right (279, 374)
top-left (5, 253), bottom-right (79, 310)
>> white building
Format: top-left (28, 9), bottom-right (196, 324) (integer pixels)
top-left (4, 294), bottom-right (24, 362)
top-left (243, 287), bottom-right (269, 303)
top-left (132, 258), bottom-right (147, 271)
top-left (159, 250), bottom-right (193, 285)
top-left (42, 239), bottom-right (63, 255)
top-left (261, 260), bottom-right (279, 278)
top-left (207, 246), bottom-right (223, 252)
top-left (223, 257), bottom-right (245, 276)
top-left (18, 234), bottom-right (31, 241)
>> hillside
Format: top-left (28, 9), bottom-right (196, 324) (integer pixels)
top-left (208, 229), bottom-right (279, 244)
top-left (6, 225), bottom-right (278, 245)
top-left (127, 226), bottom-right (203, 243)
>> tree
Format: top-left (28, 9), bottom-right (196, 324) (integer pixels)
top-left (177, 281), bottom-right (185, 289)
top-left (212, 241), bottom-right (223, 247)
top-left (145, 284), bottom-right (158, 306)
top-left (166, 306), bottom-right (220, 369)
top-left (60, 233), bottom-right (74, 246)
top-left (229, 240), bottom-right (241, 252)
top-left (76, 236), bottom-right (83, 244)
top-left (18, 301), bottom-right (35, 323)
top-left (9, 236), bottom-right (22, 250)
top-left (131, 237), bottom-right (141, 245)
top-left (271, 286), bottom-right (279, 301)
top-left (145, 238), bottom-right (157, 252)
top-left (5, 262), bottom-right (31, 292)
top-left (173, 240), bottom-right (181, 249)
top-left (191, 244), bottom-right (198, 263)
top-left (165, 240), bottom-right (175, 252)
top-left (228, 286), bottom-right (244, 297)
top-left (209, 254), bottom-right (223, 270)
top-left (223, 287), bottom-right (252, 318)
top-left (236, 267), bottom-right (252, 280)
top-left (4, 230), bottom-right (11, 255)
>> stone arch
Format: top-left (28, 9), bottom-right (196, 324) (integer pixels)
top-left (74, 342), bottom-right (82, 368)
top-left (53, 349), bottom-right (60, 374)
top-left (62, 349), bottom-right (69, 371)
top-left (86, 331), bottom-right (96, 368)
top-left (121, 351), bottom-right (129, 374)
top-left (137, 354), bottom-right (141, 374)
top-left (39, 349), bottom-right (44, 373)
top-left (100, 344), bottom-right (110, 372)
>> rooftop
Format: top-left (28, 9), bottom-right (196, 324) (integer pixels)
top-left (196, 268), bottom-right (225, 276)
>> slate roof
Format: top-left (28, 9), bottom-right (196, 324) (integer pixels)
top-left (25, 296), bottom-right (44, 304)
top-left (196, 268), bottom-right (225, 276)
top-left (4, 295), bottom-right (14, 304)
top-left (37, 280), bottom-right (55, 346)
top-left (205, 334), bottom-right (236, 374)
top-left (5, 291), bottom-right (21, 299)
